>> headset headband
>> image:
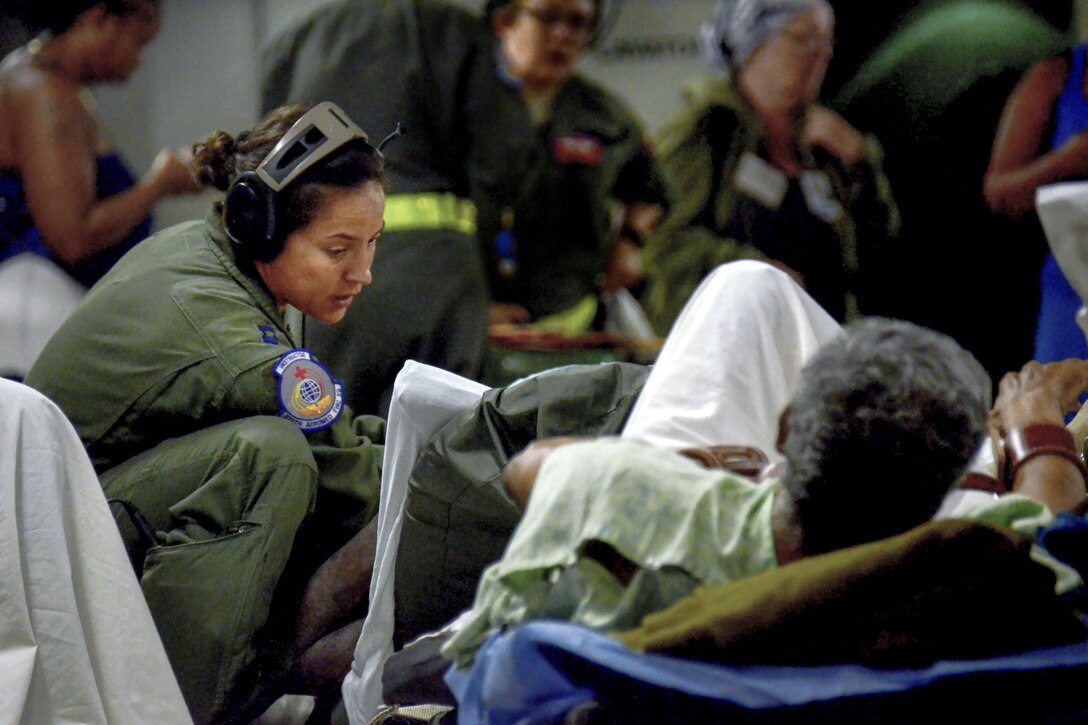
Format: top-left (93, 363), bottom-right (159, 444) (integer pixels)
top-left (255, 101), bottom-right (370, 192)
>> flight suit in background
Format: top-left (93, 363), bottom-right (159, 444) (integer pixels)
top-left (477, 73), bottom-right (671, 326)
top-left (260, 0), bottom-right (535, 416)
top-left (641, 75), bottom-right (899, 334)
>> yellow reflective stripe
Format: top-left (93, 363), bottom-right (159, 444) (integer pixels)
top-left (529, 294), bottom-right (599, 336)
top-left (382, 193), bottom-right (477, 234)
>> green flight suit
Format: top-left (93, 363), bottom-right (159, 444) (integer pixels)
top-left (260, 0), bottom-right (534, 415)
top-left (25, 209), bottom-right (383, 725)
top-left (392, 361), bottom-right (651, 646)
top-left (476, 74), bottom-right (671, 320)
top-left (641, 75), bottom-right (900, 334)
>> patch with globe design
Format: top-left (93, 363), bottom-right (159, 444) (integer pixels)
top-left (273, 349), bottom-right (344, 431)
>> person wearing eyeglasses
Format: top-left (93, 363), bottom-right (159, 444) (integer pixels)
top-left (26, 103), bottom-right (389, 725)
top-left (481, 0), bottom-right (671, 335)
top-left (640, 0), bottom-right (899, 335)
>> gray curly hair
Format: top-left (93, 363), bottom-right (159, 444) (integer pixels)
top-left (780, 317), bottom-right (991, 556)
top-left (700, 0), bottom-right (830, 71)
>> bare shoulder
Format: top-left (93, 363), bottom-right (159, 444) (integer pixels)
top-left (2, 60), bottom-right (96, 152)
top-left (1018, 54), bottom-right (1069, 99)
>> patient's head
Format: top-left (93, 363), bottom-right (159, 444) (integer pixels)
top-left (779, 318), bottom-right (991, 556)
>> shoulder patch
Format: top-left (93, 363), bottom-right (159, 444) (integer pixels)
top-left (273, 349), bottom-right (344, 431)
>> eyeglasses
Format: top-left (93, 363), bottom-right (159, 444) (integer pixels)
top-left (517, 4), bottom-right (596, 37)
top-left (779, 29), bottom-right (835, 55)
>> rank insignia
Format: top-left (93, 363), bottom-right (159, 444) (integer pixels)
top-left (273, 349), bottom-right (344, 431)
top-left (258, 325), bottom-right (278, 345)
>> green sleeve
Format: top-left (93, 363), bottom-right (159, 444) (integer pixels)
top-left (836, 133), bottom-right (902, 312)
top-left (226, 364), bottom-right (384, 534)
top-left (306, 414), bottom-right (383, 537)
top-left (641, 99), bottom-right (765, 334)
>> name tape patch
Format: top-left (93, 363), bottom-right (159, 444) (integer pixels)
top-left (552, 133), bottom-right (604, 165)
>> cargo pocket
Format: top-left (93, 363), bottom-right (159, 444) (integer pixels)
top-left (141, 521), bottom-right (282, 725)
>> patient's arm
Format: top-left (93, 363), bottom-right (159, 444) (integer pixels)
top-left (503, 437), bottom-right (587, 509)
top-left (991, 359), bottom-right (1088, 513)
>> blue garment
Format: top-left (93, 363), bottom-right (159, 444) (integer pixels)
top-left (0, 153), bottom-right (152, 288)
top-left (1036, 511), bottom-right (1088, 609)
top-left (1035, 44), bottom-right (1088, 363)
top-left (446, 621), bottom-right (1088, 725)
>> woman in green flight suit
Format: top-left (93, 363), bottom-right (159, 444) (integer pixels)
top-left (481, 0), bottom-right (671, 334)
top-left (26, 102), bottom-right (386, 724)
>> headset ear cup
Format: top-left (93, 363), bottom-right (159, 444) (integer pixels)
top-left (224, 172), bottom-right (278, 261)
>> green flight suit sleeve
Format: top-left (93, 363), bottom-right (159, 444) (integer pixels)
top-left (393, 361), bottom-right (651, 645)
top-left (611, 119), bottom-right (672, 212)
top-left (223, 359), bottom-right (384, 538)
top-left (305, 412), bottom-right (385, 541)
top-left (641, 100), bottom-right (769, 335)
top-left (832, 133), bottom-right (902, 313)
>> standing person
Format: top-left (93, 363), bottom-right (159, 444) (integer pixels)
top-left (480, 0), bottom-right (670, 334)
top-left (260, 0), bottom-right (533, 416)
top-left (640, 0), bottom-right (899, 334)
top-left (26, 103), bottom-right (387, 725)
top-left (0, 0), bottom-right (199, 376)
top-left (985, 42), bottom-right (1088, 363)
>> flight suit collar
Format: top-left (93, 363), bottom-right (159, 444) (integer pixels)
top-left (203, 205), bottom-right (300, 346)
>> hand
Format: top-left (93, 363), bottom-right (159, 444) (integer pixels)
top-left (1057, 130), bottom-right (1088, 174)
top-left (489, 302), bottom-right (532, 327)
top-left (601, 236), bottom-right (644, 292)
top-left (991, 359), bottom-right (1088, 433)
top-left (803, 107), bottom-right (865, 166)
top-left (145, 147), bottom-right (200, 198)
top-left (503, 436), bottom-right (586, 509)
top-left (992, 359), bottom-right (1088, 512)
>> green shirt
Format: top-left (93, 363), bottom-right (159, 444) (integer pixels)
top-left (442, 437), bottom-right (778, 667)
top-left (261, 0), bottom-right (532, 201)
top-left (441, 439), bottom-right (1082, 668)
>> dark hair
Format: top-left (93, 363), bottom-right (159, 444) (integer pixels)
top-left (485, 0), bottom-right (605, 40)
top-left (191, 103), bottom-right (385, 251)
top-left (780, 317), bottom-right (991, 557)
top-left (13, 0), bottom-right (159, 35)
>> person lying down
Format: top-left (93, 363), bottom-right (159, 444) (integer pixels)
top-left (441, 279), bottom-right (1088, 668)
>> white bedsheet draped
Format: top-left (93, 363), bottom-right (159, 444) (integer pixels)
top-left (0, 378), bottom-right (191, 725)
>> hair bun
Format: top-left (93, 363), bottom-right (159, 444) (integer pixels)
top-left (191, 130), bottom-right (239, 191)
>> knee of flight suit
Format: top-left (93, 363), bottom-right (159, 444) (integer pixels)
top-left (135, 419), bottom-right (320, 724)
top-left (165, 416), bottom-right (319, 540)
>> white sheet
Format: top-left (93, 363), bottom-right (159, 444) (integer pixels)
top-left (0, 254), bottom-right (85, 379)
top-left (0, 378), bottom-right (191, 725)
top-left (1036, 182), bottom-right (1088, 341)
top-left (342, 361), bottom-right (487, 725)
top-left (622, 260), bottom-right (843, 457)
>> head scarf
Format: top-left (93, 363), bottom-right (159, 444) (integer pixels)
top-left (700, 0), bottom-right (830, 71)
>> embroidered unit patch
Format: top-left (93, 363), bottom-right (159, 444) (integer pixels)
top-left (273, 349), bottom-right (344, 431)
